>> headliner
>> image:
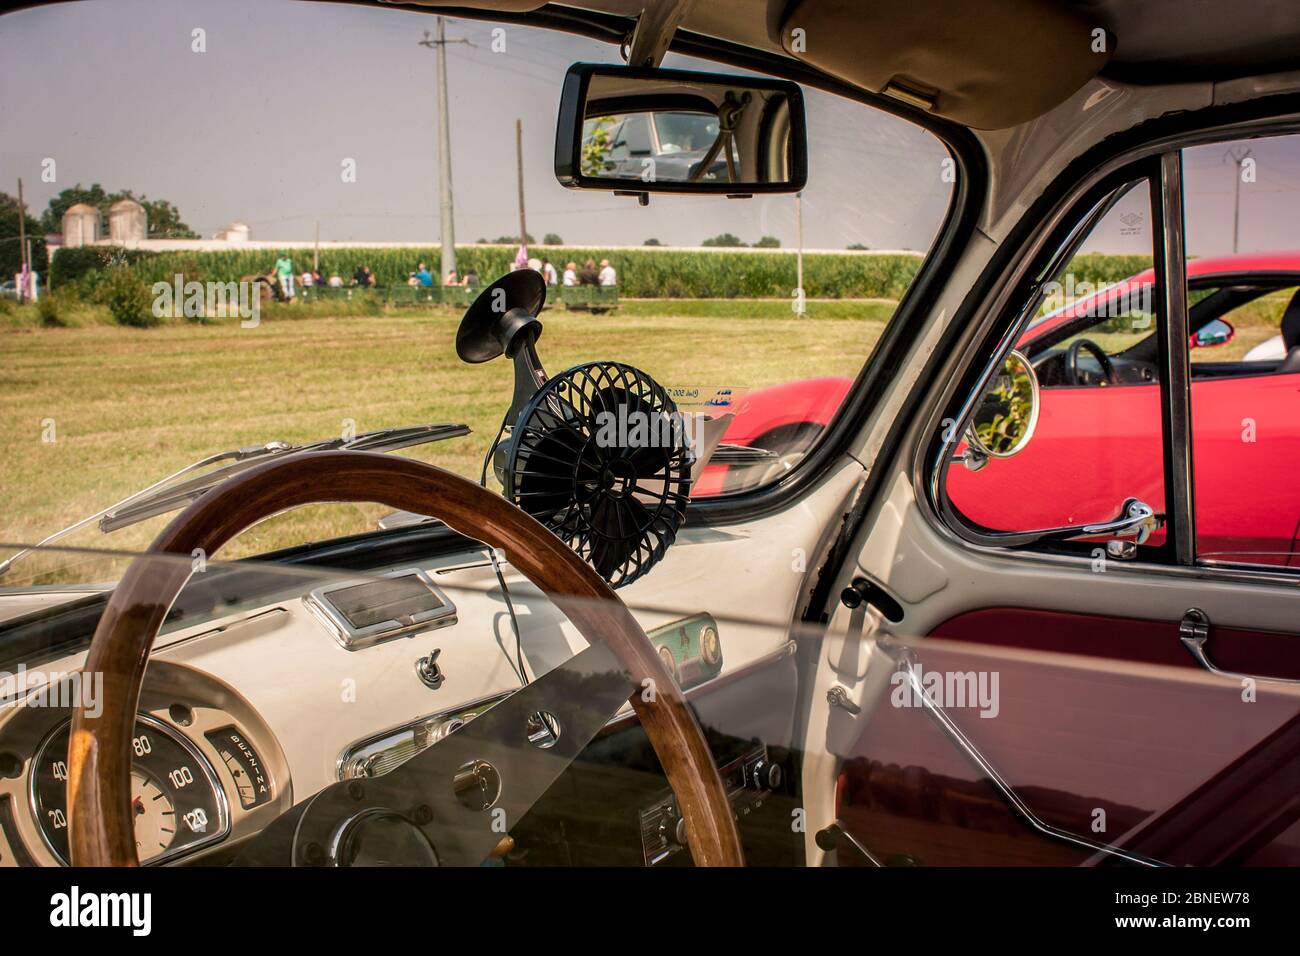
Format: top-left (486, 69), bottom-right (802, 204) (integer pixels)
top-left (565, 0), bottom-right (1300, 83)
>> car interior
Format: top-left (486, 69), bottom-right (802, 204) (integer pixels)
top-left (1, 0), bottom-right (1299, 881)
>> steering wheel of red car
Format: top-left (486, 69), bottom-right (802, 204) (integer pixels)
top-left (65, 451), bottom-right (744, 867)
top-left (1065, 337), bottom-right (1118, 386)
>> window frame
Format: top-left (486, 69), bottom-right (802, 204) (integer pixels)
top-left (930, 159), bottom-right (1179, 564)
top-left (921, 114), bottom-right (1300, 589)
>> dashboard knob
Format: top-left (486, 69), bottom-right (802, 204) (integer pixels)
top-left (675, 815), bottom-right (689, 847)
top-left (749, 758), bottom-right (782, 792)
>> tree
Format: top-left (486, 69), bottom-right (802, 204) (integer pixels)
top-left (643, 238), bottom-right (662, 246)
top-left (39, 183), bottom-right (198, 239)
top-left (542, 233), bottom-right (564, 245)
top-left (0, 192), bottom-right (46, 283)
top-left (488, 232), bottom-right (535, 245)
top-left (701, 233), bottom-right (746, 247)
top-left (754, 235), bottom-right (781, 248)
top-left (846, 243), bottom-right (870, 251)
top-left (581, 117), bottom-right (618, 177)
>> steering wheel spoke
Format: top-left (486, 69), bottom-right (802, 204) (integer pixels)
top-left (283, 642), bottom-right (634, 867)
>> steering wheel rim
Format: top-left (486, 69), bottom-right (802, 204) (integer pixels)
top-left (1064, 337), bottom-right (1118, 385)
top-left (66, 451), bottom-right (744, 867)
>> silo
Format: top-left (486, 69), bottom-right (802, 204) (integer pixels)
top-left (108, 198), bottom-right (148, 242)
top-left (62, 203), bottom-right (101, 248)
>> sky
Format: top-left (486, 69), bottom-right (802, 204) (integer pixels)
top-left (0, 0), bottom-right (953, 252)
top-left (1079, 133), bottom-right (1300, 257)
top-left (6, 1), bottom-right (1298, 256)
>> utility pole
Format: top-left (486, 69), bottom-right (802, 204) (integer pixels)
top-left (516, 118), bottom-right (528, 257)
top-left (1224, 144), bottom-right (1253, 254)
top-left (794, 191), bottom-right (805, 315)
top-left (313, 219), bottom-right (320, 273)
top-left (16, 178), bottom-right (27, 302)
top-left (419, 19), bottom-right (473, 282)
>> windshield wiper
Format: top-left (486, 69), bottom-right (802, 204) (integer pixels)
top-left (0, 423), bottom-right (470, 579)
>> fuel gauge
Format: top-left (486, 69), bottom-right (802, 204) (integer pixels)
top-left (205, 727), bottom-right (272, 809)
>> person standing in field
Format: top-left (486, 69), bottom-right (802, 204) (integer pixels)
top-left (598, 258), bottom-right (617, 286)
top-left (579, 259), bottom-right (599, 286)
top-left (563, 262), bottom-right (578, 286)
top-left (541, 258), bottom-right (559, 285)
top-left (275, 251), bottom-right (296, 300)
top-left (416, 263), bottom-right (434, 287)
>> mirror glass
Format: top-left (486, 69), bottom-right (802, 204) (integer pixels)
top-left (968, 350), bottom-right (1040, 459)
top-left (558, 65), bottom-right (806, 193)
top-left (1192, 317), bottom-right (1234, 348)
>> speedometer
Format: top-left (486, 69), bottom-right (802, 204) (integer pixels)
top-left (30, 715), bottom-right (227, 865)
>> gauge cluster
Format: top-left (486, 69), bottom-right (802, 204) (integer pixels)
top-left (0, 660), bottom-right (291, 867)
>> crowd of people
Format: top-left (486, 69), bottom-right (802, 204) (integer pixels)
top-left (516, 255), bottom-right (617, 288)
top-left (261, 251), bottom-right (616, 302)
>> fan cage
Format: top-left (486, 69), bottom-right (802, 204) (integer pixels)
top-left (503, 361), bottom-right (693, 588)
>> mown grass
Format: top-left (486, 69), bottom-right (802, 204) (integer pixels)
top-left (0, 304), bottom-right (885, 568)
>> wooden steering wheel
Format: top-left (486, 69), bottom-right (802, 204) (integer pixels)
top-left (66, 451), bottom-right (743, 866)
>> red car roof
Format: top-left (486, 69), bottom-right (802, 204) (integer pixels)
top-left (1022, 250), bottom-right (1300, 344)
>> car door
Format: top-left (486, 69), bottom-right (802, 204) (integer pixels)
top-left (1187, 283), bottom-right (1300, 566)
top-left (816, 144), bottom-right (1300, 868)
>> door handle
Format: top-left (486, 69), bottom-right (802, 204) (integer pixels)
top-left (1179, 608), bottom-right (1300, 685)
top-left (963, 498), bottom-right (1161, 550)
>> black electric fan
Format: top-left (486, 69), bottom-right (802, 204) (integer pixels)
top-left (457, 270), bottom-right (692, 588)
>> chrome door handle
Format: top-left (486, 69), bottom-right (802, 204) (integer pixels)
top-left (968, 497), bottom-right (1161, 549)
top-left (1179, 608), bottom-right (1300, 685)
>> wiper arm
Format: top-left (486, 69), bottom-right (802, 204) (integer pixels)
top-left (0, 423), bottom-right (470, 579)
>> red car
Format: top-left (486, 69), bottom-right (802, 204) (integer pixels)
top-left (714, 252), bottom-right (1300, 565)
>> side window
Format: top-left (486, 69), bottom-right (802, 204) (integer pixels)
top-left (1182, 136), bottom-right (1300, 568)
top-left (1188, 285), bottom-right (1299, 366)
top-left (944, 180), bottom-right (1168, 543)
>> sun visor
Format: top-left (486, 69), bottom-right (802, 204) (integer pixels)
top-left (777, 0), bottom-right (1113, 129)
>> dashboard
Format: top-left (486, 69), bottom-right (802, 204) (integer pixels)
top-left (0, 531), bottom-right (801, 867)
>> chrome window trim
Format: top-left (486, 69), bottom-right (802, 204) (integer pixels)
top-left (1156, 150), bottom-right (1196, 566)
top-left (915, 113), bottom-right (1300, 591)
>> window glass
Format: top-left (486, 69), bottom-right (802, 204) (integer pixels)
top-left (945, 181), bottom-right (1167, 543)
top-left (1182, 135), bottom-right (1300, 567)
top-left (0, 0), bottom-right (953, 562)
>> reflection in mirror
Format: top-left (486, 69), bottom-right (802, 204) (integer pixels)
top-left (966, 350), bottom-right (1040, 461)
top-left (557, 64), bottom-right (806, 193)
top-left (1191, 318), bottom-right (1234, 349)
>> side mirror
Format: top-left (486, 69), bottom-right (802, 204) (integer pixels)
top-left (1191, 318), bottom-right (1234, 349)
top-left (962, 350), bottom-right (1041, 469)
top-left (555, 63), bottom-right (807, 196)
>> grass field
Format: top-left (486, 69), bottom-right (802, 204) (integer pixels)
top-left (0, 299), bottom-right (885, 566)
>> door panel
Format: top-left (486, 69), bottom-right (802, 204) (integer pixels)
top-left (835, 608), bottom-right (1300, 866)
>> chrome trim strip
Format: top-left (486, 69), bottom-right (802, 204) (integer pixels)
top-left (876, 637), bottom-right (1166, 868)
top-left (1157, 149), bottom-right (1196, 565)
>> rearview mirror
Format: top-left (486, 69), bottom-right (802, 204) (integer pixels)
top-left (555, 63), bottom-right (807, 195)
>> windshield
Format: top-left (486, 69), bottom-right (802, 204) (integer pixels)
top-left (0, 0), bottom-right (953, 579)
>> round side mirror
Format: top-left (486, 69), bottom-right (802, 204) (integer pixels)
top-left (966, 349), bottom-right (1040, 461)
